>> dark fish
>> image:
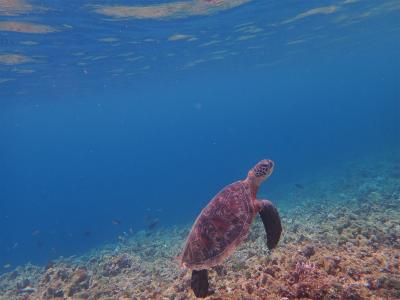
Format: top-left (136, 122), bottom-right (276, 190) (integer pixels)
top-left (83, 231), bottom-right (92, 237)
top-left (295, 184), bottom-right (304, 189)
top-left (148, 218), bottom-right (159, 230)
top-left (112, 219), bottom-right (121, 225)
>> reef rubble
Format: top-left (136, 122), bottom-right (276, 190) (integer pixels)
top-left (0, 154), bottom-right (399, 299)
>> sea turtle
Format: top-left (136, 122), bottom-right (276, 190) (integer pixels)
top-left (179, 159), bottom-right (282, 298)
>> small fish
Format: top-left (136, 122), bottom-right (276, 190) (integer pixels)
top-left (32, 229), bottom-right (40, 236)
top-left (148, 218), bottom-right (159, 230)
top-left (111, 219), bottom-right (121, 225)
top-left (3, 264), bottom-right (11, 269)
top-left (295, 184), bottom-right (304, 189)
top-left (83, 231), bottom-right (92, 237)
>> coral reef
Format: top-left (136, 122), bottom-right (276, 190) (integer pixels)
top-left (0, 154), bottom-right (399, 299)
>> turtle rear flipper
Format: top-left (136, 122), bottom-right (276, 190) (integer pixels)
top-left (191, 269), bottom-right (212, 298)
top-left (259, 200), bottom-right (282, 250)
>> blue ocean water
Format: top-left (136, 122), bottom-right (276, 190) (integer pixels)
top-left (0, 0), bottom-right (399, 272)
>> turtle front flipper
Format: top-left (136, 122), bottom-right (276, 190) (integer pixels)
top-left (191, 269), bottom-right (211, 298)
top-left (258, 200), bottom-right (282, 250)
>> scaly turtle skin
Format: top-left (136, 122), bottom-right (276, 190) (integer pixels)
top-left (179, 159), bottom-right (282, 298)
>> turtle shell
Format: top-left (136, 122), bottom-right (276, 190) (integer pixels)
top-left (180, 180), bottom-right (256, 270)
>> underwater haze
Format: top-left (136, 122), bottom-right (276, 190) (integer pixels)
top-left (0, 0), bottom-right (399, 295)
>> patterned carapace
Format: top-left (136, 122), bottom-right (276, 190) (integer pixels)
top-left (180, 180), bottom-right (257, 270)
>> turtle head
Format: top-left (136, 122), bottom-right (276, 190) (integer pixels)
top-left (247, 159), bottom-right (274, 186)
